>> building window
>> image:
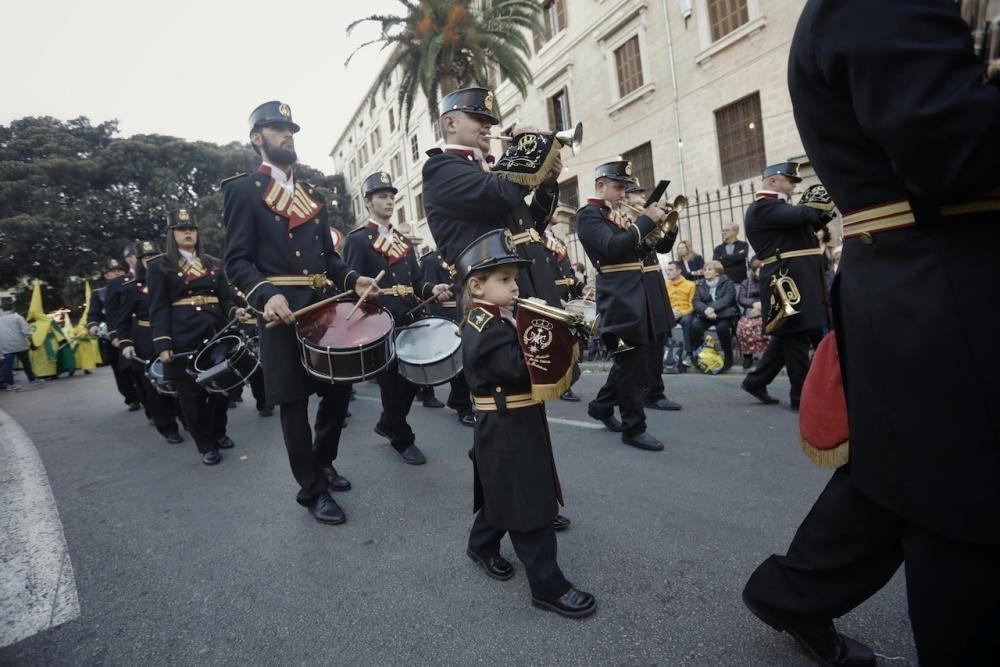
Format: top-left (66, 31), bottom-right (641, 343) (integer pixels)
top-left (559, 176), bottom-right (579, 209)
top-left (614, 36), bottom-right (644, 98)
top-left (708, 0), bottom-right (749, 42)
top-left (349, 158), bottom-right (357, 180)
top-left (388, 109), bottom-right (396, 133)
top-left (371, 127), bottom-right (382, 153)
top-left (390, 153), bottom-right (402, 180)
top-left (415, 192), bottom-right (425, 219)
top-left (352, 195), bottom-right (360, 219)
top-left (431, 115), bottom-right (441, 142)
top-left (622, 142), bottom-right (655, 196)
top-left (396, 206), bottom-right (407, 226)
top-left (715, 92), bottom-right (766, 184)
top-left (547, 89), bottom-right (571, 133)
top-left (359, 143), bottom-right (369, 168)
top-left (534, 0), bottom-right (567, 49)
top-left (410, 134), bottom-right (420, 163)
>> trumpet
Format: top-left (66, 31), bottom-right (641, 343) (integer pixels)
top-left (488, 122), bottom-right (583, 156)
top-left (619, 191), bottom-right (687, 237)
top-left (765, 270), bottom-right (801, 334)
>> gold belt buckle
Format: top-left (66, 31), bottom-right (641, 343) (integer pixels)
top-left (310, 274), bottom-right (327, 289)
top-left (527, 229), bottom-right (541, 243)
top-left (192, 295), bottom-right (207, 306)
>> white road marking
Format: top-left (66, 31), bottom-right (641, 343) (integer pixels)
top-left (0, 409), bottom-right (80, 648)
top-left (353, 394), bottom-right (604, 429)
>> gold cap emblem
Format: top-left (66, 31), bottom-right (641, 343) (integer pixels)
top-left (278, 103), bottom-right (291, 118)
top-left (178, 209), bottom-right (190, 221)
top-left (484, 92), bottom-right (494, 112)
top-left (379, 172), bottom-right (390, 184)
top-left (624, 162), bottom-right (633, 176)
top-left (502, 229), bottom-right (515, 253)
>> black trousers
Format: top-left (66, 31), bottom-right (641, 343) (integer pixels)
top-left (468, 509), bottom-right (571, 600)
top-left (743, 328), bottom-right (821, 403)
top-left (101, 340), bottom-right (137, 404)
top-left (138, 374), bottom-right (180, 436)
top-left (129, 367), bottom-right (152, 418)
top-left (375, 362), bottom-right (417, 449)
top-left (690, 317), bottom-right (735, 367)
top-left (589, 343), bottom-right (648, 436)
top-left (416, 372), bottom-right (473, 415)
top-left (234, 369), bottom-right (270, 410)
top-left (173, 374), bottom-right (229, 454)
top-left (744, 467), bottom-right (1000, 666)
top-left (279, 382), bottom-right (350, 504)
top-left (645, 333), bottom-right (667, 402)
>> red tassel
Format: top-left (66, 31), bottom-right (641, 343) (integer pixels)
top-left (799, 331), bottom-right (850, 469)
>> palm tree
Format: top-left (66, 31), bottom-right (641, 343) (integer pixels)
top-left (346, 0), bottom-right (543, 130)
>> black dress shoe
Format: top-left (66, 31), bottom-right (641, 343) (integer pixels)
top-left (742, 355), bottom-right (754, 369)
top-left (396, 443), bottom-right (427, 465)
top-left (559, 389), bottom-right (581, 402)
top-left (587, 407), bottom-right (624, 432)
top-left (645, 397), bottom-right (682, 411)
top-left (309, 493), bottom-right (347, 525)
top-left (790, 400), bottom-right (800, 411)
top-left (164, 431), bottom-right (184, 444)
top-left (742, 380), bottom-right (780, 405)
top-left (466, 549), bottom-right (514, 581)
top-left (345, 410), bottom-right (352, 418)
top-left (743, 592), bottom-right (875, 666)
top-left (622, 432), bottom-right (664, 451)
top-left (422, 396), bottom-right (445, 408)
top-left (127, 402), bottom-right (142, 412)
top-left (458, 412), bottom-right (476, 427)
top-left (217, 435), bottom-right (235, 449)
top-left (532, 587), bottom-right (596, 619)
top-left (257, 406), bottom-right (274, 417)
top-left (323, 466), bottom-right (352, 492)
top-left (552, 514), bottom-right (571, 531)
top-left (202, 449), bottom-right (221, 466)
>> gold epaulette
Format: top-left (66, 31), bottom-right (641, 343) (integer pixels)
top-left (466, 307), bottom-right (493, 333)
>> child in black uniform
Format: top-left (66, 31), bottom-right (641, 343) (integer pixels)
top-left (456, 229), bottom-right (596, 619)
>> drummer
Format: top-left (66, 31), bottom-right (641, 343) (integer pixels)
top-left (148, 209), bottom-right (238, 465)
top-left (230, 286), bottom-right (273, 417)
top-left (417, 247), bottom-right (475, 427)
top-left (343, 171), bottom-right (453, 465)
top-left (544, 229), bottom-right (584, 402)
top-left (113, 240), bottom-right (184, 444)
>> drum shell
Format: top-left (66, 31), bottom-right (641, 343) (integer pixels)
top-left (395, 317), bottom-right (463, 386)
top-left (189, 333), bottom-right (260, 394)
top-left (145, 358), bottom-right (178, 397)
top-left (295, 301), bottom-right (395, 383)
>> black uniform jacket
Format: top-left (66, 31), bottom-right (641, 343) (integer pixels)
top-left (222, 168), bottom-right (360, 404)
top-left (692, 276), bottom-right (740, 320)
top-left (642, 233), bottom-right (678, 336)
top-left (462, 302), bottom-right (562, 532)
top-left (101, 275), bottom-right (129, 342)
top-left (712, 239), bottom-right (749, 284)
top-left (343, 222), bottom-right (435, 327)
top-left (545, 235), bottom-right (583, 303)
top-left (743, 195), bottom-right (828, 336)
top-left (419, 249), bottom-right (460, 321)
top-left (576, 198), bottom-right (659, 346)
top-left (147, 254), bottom-right (233, 380)
top-left (86, 286), bottom-right (109, 330)
top-left (111, 275), bottom-right (157, 361)
top-left (422, 147), bottom-right (562, 305)
top-left (791, 0), bottom-right (1000, 544)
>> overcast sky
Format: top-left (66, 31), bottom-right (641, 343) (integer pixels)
top-left (2, 0), bottom-right (404, 171)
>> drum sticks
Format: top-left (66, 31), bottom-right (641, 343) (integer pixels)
top-left (346, 270), bottom-right (386, 321)
top-left (264, 288), bottom-right (357, 329)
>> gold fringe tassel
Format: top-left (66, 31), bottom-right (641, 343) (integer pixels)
top-left (494, 142), bottom-right (561, 190)
top-left (799, 435), bottom-right (850, 469)
top-left (530, 341), bottom-right (580, 401)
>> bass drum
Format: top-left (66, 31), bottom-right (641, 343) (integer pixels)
top-left (395, 317), bottom-right (462, 386)
top-left (295, 301), bottom-right (395, 382)
top-left (189, 332), bottom-right (260, 394)
top-left (145, 358), bottom-right (178, 397)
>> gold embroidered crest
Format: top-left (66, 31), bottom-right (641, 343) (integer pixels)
top-left (502, 229), bottom-right (516, 254)
top-left (522, 318), bottom-right (554, 355)
top-left (624, 162), bottom-right (633, 177)
top-left (484, 92), bottom-right (494, 112)
top-left (516, 134), bottom-right (537, 152)
top-left (467, 307), bottom-right (493, 333)
top-left (379, 172), bottom-right (390, 184)
top-left (178, 209), bottom-right (190, 221)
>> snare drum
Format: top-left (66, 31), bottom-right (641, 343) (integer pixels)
top-left (395, 317), bottom-right (463, 386)
top-left (145, 358), bottom-right (178, 397)
top-left (189, 331), bottom-right (260, 394)
top-left (295, 301), bottom-right (395, 382)
top-left (564, 299), bottom-right (597, 328)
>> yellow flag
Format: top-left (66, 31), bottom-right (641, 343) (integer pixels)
top-left (82, 280), bottom-right (92, 322)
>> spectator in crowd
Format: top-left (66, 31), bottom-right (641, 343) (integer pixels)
top-left (690, 260), bottom-right (739, 372)
top-left (573, 262), bottom-right (588, 290)
top-left (665, 261), bottom-right (696, 363)
top-left (713, 223), bottom-right (750, 284)
top-left (736, 259), bottom-right (770, 370)
top-left (817, 226), bottom-right (840, 271)
top-left (675, 240), bottom-right (704, 281)
top-left (0, 299), bottom-right (42, 391)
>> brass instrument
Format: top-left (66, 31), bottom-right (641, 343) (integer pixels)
top-left (619, 193), bottom-right (686, 237)
top-left (765, 270), bottom-right (801, 334)
top-left (489, 122), bottom-right (584, 156)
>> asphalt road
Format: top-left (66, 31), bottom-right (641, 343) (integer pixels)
top-left (0, 366), bottom-right (917, 666)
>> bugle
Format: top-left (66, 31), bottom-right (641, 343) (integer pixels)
top-left (489, 122), bottom-right (583, 156)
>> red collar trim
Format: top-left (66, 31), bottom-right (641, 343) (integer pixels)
top-left (587, 197), bottom-right (609, 208)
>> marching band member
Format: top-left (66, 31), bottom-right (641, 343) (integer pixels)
top-left (113, 240), bottom-right (184, 444)
top-left (230, 287), bottom-right (272, 417)
top-left (417, 247), bottom-right (476, 427)
top-left (105, 243), bottom-right (149, 414)
top-left (343, 171), bottom-right (452, 465)
top-left (422, 86), bottom-right (564, 306)
top-left (543, 230), bottom-right (584, 402)
top-left (88, 257), bottom-right (140, 411)
top-left (223, 101), bottom-right (379, 524)
top-left (458, 228), bottom-right (595, 619)
top-left (577, 161), bottom-right (667, 452)
top-left (148, 209), bottom-right (236, 465)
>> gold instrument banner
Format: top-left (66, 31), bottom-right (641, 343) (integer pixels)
top-left (515, 303), bottom-right (580, 401)
top-left (493, 132), bottom-right (559, 189)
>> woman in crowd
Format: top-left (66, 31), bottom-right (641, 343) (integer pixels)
top-left (675, 240), bottom-right (704, 281)
top-left (736, 259), bottom-right (770, 370)
top-left (689, 260), bottom-right (739, 372)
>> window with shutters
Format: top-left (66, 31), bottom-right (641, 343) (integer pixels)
top-left (415, 192), bottom-right (426, 220)
top-left (622, 142), bottom-right (654, 195)
top-left (559, 176), bottom-right (579, 209)
top-left (390, 153), bottom-right (402, 180)
top-left (349, 158), bottom-right (357, 180)
top-left (410, 134), bottom-right (420, 163)
top-left (547, 89), bottom-right (571, 133)
top-left (388, 109), bottom-right (396, 133)
top-left (614, 36), bottom-right (644, 98)
top-left (715, 92), bottom-right (766, 184)
top-left (533, 0), bottom-right (567, 50)
top-left (708, 0), bottom-right (749, 42)
top-left (397, 206), bottom-right (407, 226)
top-left (371, 127), bottom-right (382, 153)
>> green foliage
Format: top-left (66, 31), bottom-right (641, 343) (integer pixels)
top-left (347, 0), bottom-right (543, 130)
top-left (0, 117), bottom-right (349, 309)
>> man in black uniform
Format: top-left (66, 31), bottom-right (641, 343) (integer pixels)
top-left (542, 229), bottom-right (585, 402)
top-left (626, 179), bottom-right (682, 412)
top-left (422, 86), bottom-right (563, 306)
top-left (740, 163), bottom-right (829, 408)
top-left (106, 243), bottom-right (149, 414)
top-left (577, 161), bottom-right (667, 452)
top-left (223, 101), bottom-right (379, 524)
top-left (417, 247), bottom-right (475, 426)
top-left (343, 171), bottom-right (452, 464)
top-left (742, 3), bottom-right (1000, 666)
top-left (87, 257), bottom-right (139, 409)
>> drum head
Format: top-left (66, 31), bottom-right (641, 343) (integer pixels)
top-left (396, 317), bottom-right (461, 364)
top-left (193, 334), bottom-right (243, 372)
top-left (296, 301), bottom-right (394, 349)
